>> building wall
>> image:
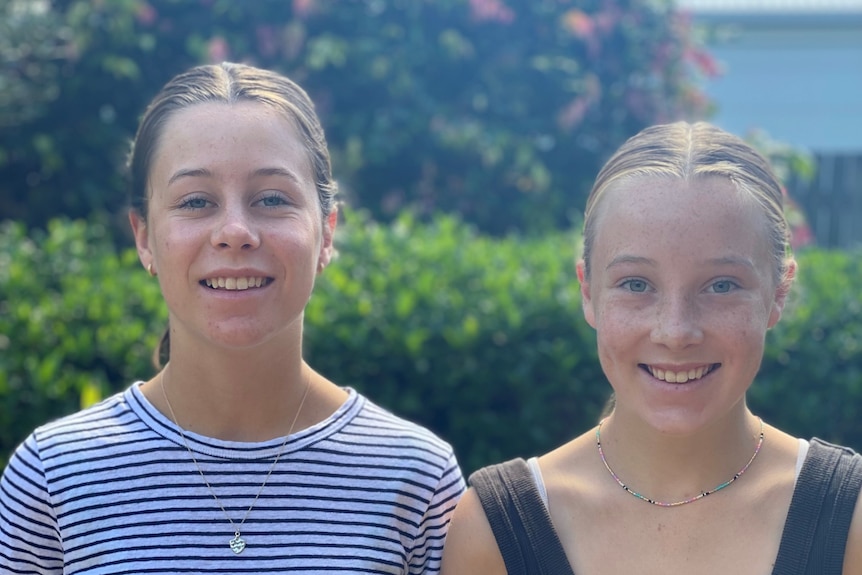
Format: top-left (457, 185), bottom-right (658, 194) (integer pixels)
top-left (678, 1), bottom-right (862, 247)
top-left (699, 15), bottom-right (862, 153)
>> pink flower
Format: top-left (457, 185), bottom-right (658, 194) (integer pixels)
top-left (562, 9), bottom-right (594, 39)
top-left (687, 48), bottom-right (721, 78)
top-left (135, 2), bottom-right (157, 26)
top-left (469, 0), bottom-right (515, 24)
top-left (558, 97), bottom-right (590, 130)
top-left (293, 0), bottom-right (314, 17)
top-left (207, 36), bottom-right (230, 63)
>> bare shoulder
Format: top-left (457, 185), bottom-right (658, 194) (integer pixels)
top-left (441, 487), bottom-right (507, 575)
top-left (843, 479), bottom-right (862, 574)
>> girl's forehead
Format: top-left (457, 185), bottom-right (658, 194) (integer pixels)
top-left (151, 102), bottom-right (311, 177)
top-left (590, 175), bottom-right (773, 262)
top-left (160, 101), bottom-right (291, 136)
top-left (596, 174), bottom-right (759, 224)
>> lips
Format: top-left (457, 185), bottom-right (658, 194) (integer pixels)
top-left (202, 276), bottom-right (272, 290)
top-left (641, 363), bottom-right (719, 383)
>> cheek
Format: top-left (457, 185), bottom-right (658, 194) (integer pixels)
top-left (592, 306), bottom-right (636, 350)
top-left (275, 224), bottom-right (323, 269)
top-left (591, 292), bottom-right (644, 329)
top-left (733, 294), bottom-right (775, 327)
top-left (711, 305), bottom-right (771, 356)
top-left (149, 219), bottom-right (188, 256)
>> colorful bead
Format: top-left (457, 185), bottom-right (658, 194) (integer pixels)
top-left (595, 417), bottom-right (764, 508)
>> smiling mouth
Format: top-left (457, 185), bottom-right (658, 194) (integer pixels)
top-left (202, 276), bottom-right (272, 290)
top-left (640, 363), bottom-right (720, 383)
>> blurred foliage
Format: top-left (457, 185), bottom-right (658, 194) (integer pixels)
top-left (2, 216), bottom-right (861, 472)
top-left (305, 209), bottom-right (606, 472)
top-left (742, 130), bottom-right (817, 250)
top-left (0, 0), bottom-right (203, 231)
top-left (755, 250), bottom-right (862, 449)
top-left (0, 218), bottom-right (165, 462)
top-left (0, 1), bottom-right (66, 128)
top-left (0, 0), bottom-right (715, 236)
top-left (744, 129), bottom-right (817, 185)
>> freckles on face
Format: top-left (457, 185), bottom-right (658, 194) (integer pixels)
top-left (587, 175), bottom-right (777, 304)
top-left (582, 175), bottom-right (781, 418)
top-left (146, 101), bottom-right (323, 244)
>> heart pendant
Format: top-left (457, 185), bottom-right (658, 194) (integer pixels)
top-left (229, 533), bottom-right (246, 554)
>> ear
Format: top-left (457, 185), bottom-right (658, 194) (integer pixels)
top-left (129, 210), bottom-right (154, 274)
top-left (317, 208), bottom-right (338, 274)
top-left (768, 258), bottom-right (797, 328)
top-left (576, 259), bottom-right (597, 328)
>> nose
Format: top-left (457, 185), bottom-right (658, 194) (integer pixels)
top-left (211, 205), bottom-right (260, 250)
top-left (650, 293), bottom-right (704, 349)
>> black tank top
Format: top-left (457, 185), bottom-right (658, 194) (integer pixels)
top-left (470, 438), bottom-right (862, 575)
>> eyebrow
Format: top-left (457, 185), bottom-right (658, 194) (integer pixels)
top-left (168, 168), bottom-right (212, 186)
top-left (605, 254), bottom-right (756, 271)
top-left (251, 167), bottom-right (305, 187)
top-left (606, 255), bottom-right (656, 270)
top-left (167, 167), bottom-right (305, 187)
top-left (706, 256), bottom-right (756, 269)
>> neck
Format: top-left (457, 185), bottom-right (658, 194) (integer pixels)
top-left (149, 338), bottom-right (334, 441)
top-left (597, 408), bottom-right (763, 503)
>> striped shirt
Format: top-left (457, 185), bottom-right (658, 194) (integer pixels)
top-left (1, 384), bottom-right (465, 574)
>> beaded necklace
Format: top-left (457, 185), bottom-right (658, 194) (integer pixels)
top-left (596, 417), bottom-right (764, 507)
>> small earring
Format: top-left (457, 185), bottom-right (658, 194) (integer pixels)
top-left (147, 263), bottom-right (156, 277)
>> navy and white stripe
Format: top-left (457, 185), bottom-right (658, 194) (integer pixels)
top-left (1, 384), bottom-right (465, 574)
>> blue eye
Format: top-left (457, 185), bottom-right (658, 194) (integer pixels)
top-left (711, 280), bottom-right (738, 293)
top-left (179, 197), bottom-right (210, 210)
top-left (622, 279), bottom-right (649, 293)
top-left (259, 193), bottom-right (289, 207)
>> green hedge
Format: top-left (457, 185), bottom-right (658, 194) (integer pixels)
top-left (0, 218), bottom-right (164, 458)
top-left (2, 216), bottom-right (861, 473)
top-left (305, 210), bottom-right (606, 473)
top-left (754, 251), bottom-right (862, 447)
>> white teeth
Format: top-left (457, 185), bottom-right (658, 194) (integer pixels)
top-left (648, 364), bottom-right (713, 383)
top-left (204, 276), bottom-right (267, 290)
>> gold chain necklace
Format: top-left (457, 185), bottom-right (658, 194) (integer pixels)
top-left (596, 417), bottom-right (764, 507)
top-left (160, 368), bottom-right (312, 554)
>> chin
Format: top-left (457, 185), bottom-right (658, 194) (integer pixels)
top-left (203, 323), bottom-right (290, 351)
top-left (632, 406), bottom-right (715, 436)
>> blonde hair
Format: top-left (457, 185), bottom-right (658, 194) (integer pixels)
top-left (128, 62), bottom-right (337, 222)
top-left (581, 122), bottom-right (792, 286)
